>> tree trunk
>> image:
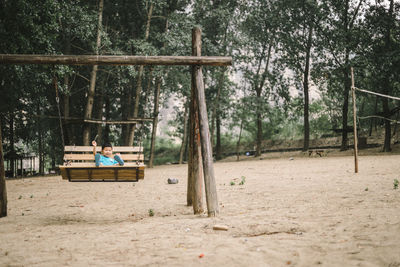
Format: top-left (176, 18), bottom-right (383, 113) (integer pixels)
top-left (62, 35), bottom-right (74, 145)
top-left (393, 111), bottom-right (399, 137)
top-left (302, 25), bottom-right (313, 151)
top-left (63, 75), bottom-right (74, 145)
top-left (148, 76), bottom-right (161, 168)
top-left (254, 40), bottom-right (273, 157)
top-left (148, 14), bottom-right (169, 166)
top-left (96, 77), bottom-right (107, 142)
top-left (255, 99), bottom-right (262, 157)
top-left (340, 65), bottom-right (351, 151)
top-left (127, 2), bottom-right (154, 146)
top-left (9, 114), bottom-right (15, 178)
top-left (143, 67), bottom-right (154, 114)
top-left (103, 95), bottom-right (111, 143)
top-left (216, 112), bottom-right (222, 160)
top-left (236, 119), bottom-right (244, 161)
top-left (37, 106), bottom-right (44, 176)
top-left (179, 103), bottom-right (189, 164)
top-left (340, 1), bottom-right (352, 151)
top-left (382, 0), bottom-right (394, 152)
top-left (210, 70), bottom-right (225, 148)
top-left (0, 119), bottom-right (7, 217)
top-left (382, 100), bottom-right (391, 152)
top-left (122, 81), bottom-right (132, 145)
top-left (369, 97), bottom-right (378, 136)
top-left (213, 70), bottom-right (225, 160)
top-left (82, 0), bottom-right (104, 145)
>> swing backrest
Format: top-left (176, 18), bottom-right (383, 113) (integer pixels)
top-left (63, 146), bottom-right (144, 167)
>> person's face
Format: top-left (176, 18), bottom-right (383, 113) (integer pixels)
top-left (102, 147), bottom-right (113, 157)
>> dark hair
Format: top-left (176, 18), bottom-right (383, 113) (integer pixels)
top-left (102, 143), bottom-right (113, 150)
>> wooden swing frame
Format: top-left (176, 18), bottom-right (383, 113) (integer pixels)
top-left (0, 27), bottom-right (231, 217)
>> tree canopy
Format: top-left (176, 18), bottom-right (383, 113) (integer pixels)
top-left (0, 0), bottom-right (399, 176)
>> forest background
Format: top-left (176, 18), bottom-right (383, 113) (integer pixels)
top-left (0, 0), bottom-right (399, 176)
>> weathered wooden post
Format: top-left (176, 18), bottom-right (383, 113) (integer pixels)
top-left (187, 27), bottom-right (205, 214)
top-left (0, 119), bottom-right (8, 217)
top-left (192, 27), bottom-right (219, 217)
top-left (351, 67), bottom-right (359, 173)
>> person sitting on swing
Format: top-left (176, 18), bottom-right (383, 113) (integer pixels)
top-left (92, 141), bottom-right (124, 167)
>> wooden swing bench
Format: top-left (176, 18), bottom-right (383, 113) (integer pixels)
top-left (59, 146), bottom-right (145, 182)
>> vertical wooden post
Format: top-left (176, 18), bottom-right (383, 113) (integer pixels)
top-left (351, 67), bottom-right (359, 173)
top-left (0, 119), bottom-right (8, 217)
top-left (187, 118), bottom-right (194, 206)
top-left (192, 27), bottom-right (219, 217)
top-left (187, 91), bottom-right (204, 212)
top-left (188, 27), bottom-right (204, 214)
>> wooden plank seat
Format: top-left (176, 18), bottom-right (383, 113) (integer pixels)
top-left (59, 146), bottom-right (145, 182)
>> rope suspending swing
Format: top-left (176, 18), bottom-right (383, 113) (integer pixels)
top-left (52, 66), bottom-right (147, 182)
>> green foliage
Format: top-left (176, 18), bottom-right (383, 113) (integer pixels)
top-left (146, 137), bottom-right (181, 166)
top-left (1, 0), bottom-right (400, 173)
top-left (148, 209), bottom-right (154, 217)
top-left (394, 179), bottom-right (399, 190)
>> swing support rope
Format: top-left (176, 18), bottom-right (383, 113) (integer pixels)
top-left (52, 66), bottom-right (147, 164)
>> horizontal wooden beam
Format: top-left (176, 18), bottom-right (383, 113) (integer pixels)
top-left (0, 54), bottom-right (232, 66)
top-left (32, 114), bottom-right (154, 124)
top-left (64, 146), bottom-right (143, 152)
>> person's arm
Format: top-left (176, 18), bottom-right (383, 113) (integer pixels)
top-left (92, 140), bottom-right (97, 156)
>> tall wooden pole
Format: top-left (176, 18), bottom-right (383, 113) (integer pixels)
top-left (192, 27), bottom-right (219, 217)
top-left (188, 28), bottom-right (204, 214)
top-left (351, 67), bottom-right (359, 173)
top-left (0, 119), bottom-right (7, 217)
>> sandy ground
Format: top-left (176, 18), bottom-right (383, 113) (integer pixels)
top-left (1, 154), bottom-right (400, 267)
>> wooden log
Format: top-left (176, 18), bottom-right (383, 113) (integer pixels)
top-left (193, 27), bottom-right (219, 217)
top-left (0, 54), bottom-right (232, 66)
top-left (31, 114), bottom-right (154, 124)
top-left (187, 106), bottom-right (194, 206)
top-left (189, 27), bottom-right (204, 214)
top-left (0, 119), bottom-right (7, 217)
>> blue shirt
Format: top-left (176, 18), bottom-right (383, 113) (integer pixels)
top-left (99, 155), bottom-right (118, 166)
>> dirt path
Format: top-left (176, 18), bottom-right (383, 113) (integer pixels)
top-left (1, 155), bottom-right (399, 266)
